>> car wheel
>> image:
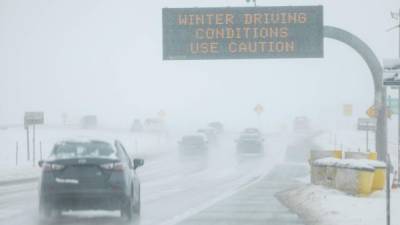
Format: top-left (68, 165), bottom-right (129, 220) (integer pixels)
top-left (121, 198), bottom-right (133, 221)
top-left (133, 186), bottom-right (141, 215)
top-left (39, 199), bottom-right (52, 219)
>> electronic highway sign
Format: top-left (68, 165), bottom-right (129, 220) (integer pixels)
top-left (163, 6), bottom-right (323, 60)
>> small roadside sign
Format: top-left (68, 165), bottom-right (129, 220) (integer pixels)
top-left (357, 118), bottom-right (377, 131)
top-left (158, 110), bottom-right (166, 119)
top-left (24, 111), bottom-right (44, 166)
top-left (383, 59), bottom-right (400, 86)
top-left (343, 104), bottom-right (353, 116)
top-left (24, 112), bottom-right (44, 127)
top-left (387, 97), bottom-right (399, 114)
top-left (254, 104), bottom-right (264, 115)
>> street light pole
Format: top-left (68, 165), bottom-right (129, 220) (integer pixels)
top-left (396, 8), bottom-right (400, 191)
top-left (398, 8), bottom-right (400, 182)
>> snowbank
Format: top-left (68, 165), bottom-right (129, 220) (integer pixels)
top-left (313, 158), bottom-right (385, 171)
top-left (278, 184), bottom-right (399, 225)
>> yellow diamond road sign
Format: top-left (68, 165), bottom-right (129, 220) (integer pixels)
top-left (158, 110), bottom-right (166, 118)
top-left (366, 106), bottom-right (392, 119)
top-left (254, 104), bottom-right (264, 115)
top-left (366, 106), bottom-right (376, 118)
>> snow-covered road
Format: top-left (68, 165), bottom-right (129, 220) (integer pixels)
top-left (0, 130), bottom-right (305, 225)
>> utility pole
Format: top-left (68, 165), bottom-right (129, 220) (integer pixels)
top-left (385, 10), bottom-right (400, 225)
top-left (386, 155), bottom-right (391, 225)
top-left (390, 8), bottom-right (400, 193)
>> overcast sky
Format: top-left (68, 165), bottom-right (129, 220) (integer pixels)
top-left (0, 0), bottom-right (399, 131)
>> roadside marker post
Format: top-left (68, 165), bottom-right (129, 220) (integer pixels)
top-left (26, 126), bottom-right (29, 161)
top-left (16, 142), bottom-right (19, 166)
top-left (33, 125), bottom-right (35, 167)
top-left (39, 141), bottom-right (43, 161)
top-left (357, 118), bottom-right (376, 152)
top-left (254, 104), bottom-right (264, 130)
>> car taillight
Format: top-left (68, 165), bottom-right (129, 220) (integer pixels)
top-left (42, 163), bottom-right (65, 172)
top-left (100, 162), bottom-right (124, 171)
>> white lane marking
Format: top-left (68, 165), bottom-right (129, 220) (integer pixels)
top-left (0, 209), bottom-right (24, 220)
top-left (0, 182), bottom-right (38, 197)
top-left (159, 171), bottom-right (269, 225)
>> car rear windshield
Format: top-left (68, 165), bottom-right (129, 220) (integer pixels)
top-left (49, 141), bottom-right (118, 160)
top-left (240, 134), bottom-right (260, 140)
top-left (182, 136), bottom-right (205, 144)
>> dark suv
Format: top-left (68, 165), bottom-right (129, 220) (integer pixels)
top-left (38, 139), bottom-right (144, 220)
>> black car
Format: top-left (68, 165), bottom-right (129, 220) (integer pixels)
top-left (197, 128), bottom-right (218, 145)
top-left (178, 134), bottom-right (208, 153)
top-left (242, 128), bottom-right (261, 135)
top-left (236, 133), bottom-right (264, 154)
top-left (38, 139), bottom-right (144, 220)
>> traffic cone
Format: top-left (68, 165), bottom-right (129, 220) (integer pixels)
top-left (392, 171), bottom-right (398, 189)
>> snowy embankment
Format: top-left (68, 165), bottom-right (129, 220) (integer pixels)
top-left (277, 129), bottom-right (399, 225)
top-left (278, 183), bottom-right (399, 225)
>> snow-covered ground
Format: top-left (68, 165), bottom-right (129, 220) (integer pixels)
top-left (279, 183), bottom-right (400, 225)
top-left (0, 126), bottom-right (176, 183)
top-left (0, 129), bottom-right (293, 225)
top-left (279, 127), bottom-right (400, 225)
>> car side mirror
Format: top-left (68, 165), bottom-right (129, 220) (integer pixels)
top-left (38, 160), bottom-right (44, 167)
top-left (133, 158), bottom-right (144, 170)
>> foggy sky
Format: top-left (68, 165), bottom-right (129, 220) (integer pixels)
top-left (0, 0), bottom-right (399, 131)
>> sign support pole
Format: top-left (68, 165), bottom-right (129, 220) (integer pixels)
top-left (386, 154), bottom-right (391, 225)
top-left (26, 126), bottom-right (30, 161)
top-left (32, 125), bottom-right (35, 167)
top-left (366, 125), bottom-right (369, 152)
top-left (398, 87), bottom-right (400, 183)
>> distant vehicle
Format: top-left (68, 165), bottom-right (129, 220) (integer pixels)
top-left (38, 138), bottom-right (144, 220)
top-left (144, 118), bottom-right (165, 133)
top-left (197, 128), bottom-right (218, 144)
top-left (293, 117), bottom-right (311, 132)
top-left (131, 119), bottom-right (143, 133)
top-left (241, 128), bottom-right (262, 138)
top-left (208, 122), bottom-right (224, 134)
top-left (236, 133), bottom-right (264, 153)
top-left (80, 115), bottom-right (98, 129)
top-left (178, 134), bottom-right (208, 152)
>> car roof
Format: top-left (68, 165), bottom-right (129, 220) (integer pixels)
top-left (198, 127), bottom-right (216, 132)
top-left (240, 133), bottom-right (260, 137)
top-left (183, 133), bottom-right (207, 139)
top-left (54, 136), bottom-right (116, 146)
